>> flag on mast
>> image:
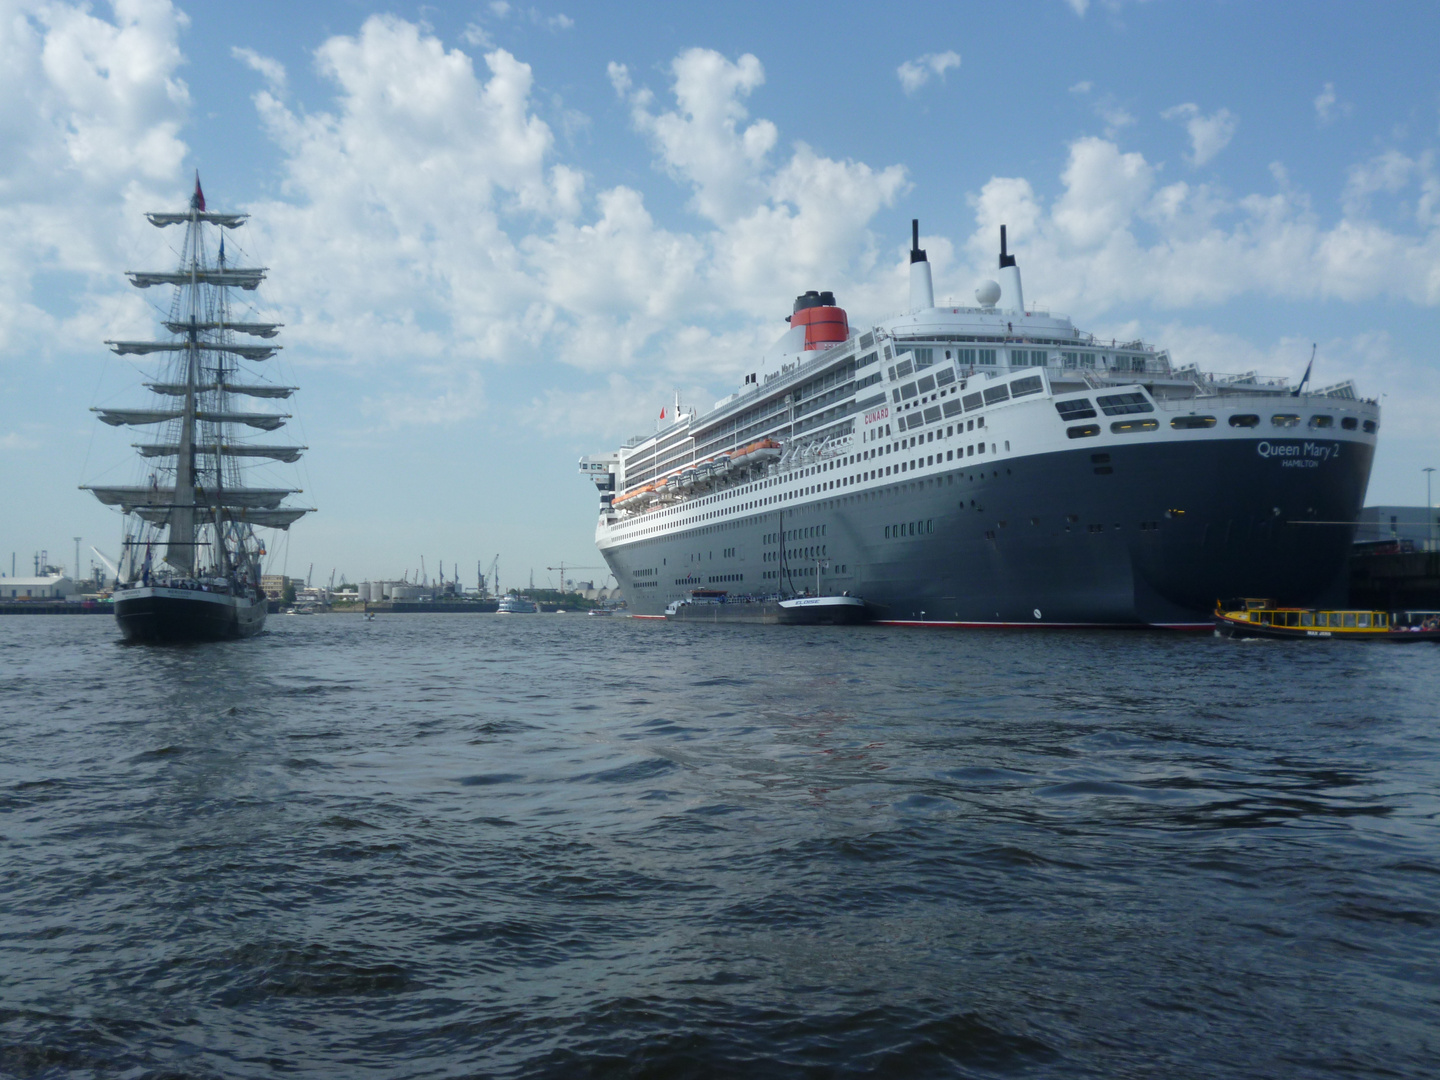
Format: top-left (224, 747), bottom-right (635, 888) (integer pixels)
top-left (192, 172), bottom-right (205, 212)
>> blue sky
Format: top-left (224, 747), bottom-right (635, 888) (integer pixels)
top-left (3, 0), bottom-right (1439, 589)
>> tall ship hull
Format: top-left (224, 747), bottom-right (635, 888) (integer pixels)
top-left (114, 586), bottom-right (268, 643)
top-left (581, 223), bottom-right (1378, 628)
top-left (83, 176), bottom-right (312, 644)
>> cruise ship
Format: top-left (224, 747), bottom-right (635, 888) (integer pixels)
top-left (579, 222), bottom-right (1378, 627)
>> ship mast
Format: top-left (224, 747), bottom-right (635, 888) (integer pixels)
top-left (167, 183), bottom-right (202, 575)
top-left (83, 173), bottom-right (314, 582)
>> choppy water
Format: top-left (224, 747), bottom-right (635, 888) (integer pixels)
top-left (2, 614), bottom-right (1438, 1079)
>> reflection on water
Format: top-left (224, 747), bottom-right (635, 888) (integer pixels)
top-left (1, 615), bottom-right (1437, 1078)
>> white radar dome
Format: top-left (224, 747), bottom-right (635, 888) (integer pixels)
top-left (975, 280), bottom-right (1001, 307)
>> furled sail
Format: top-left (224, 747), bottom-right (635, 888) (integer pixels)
top-left (126, 269), bottom-right (266, 290)
top-left (94, 407), bottom-right (181, 426)
top-left (163, 321), bottom-right (282, 338)
top-left (146, 211), bottom-right (248, 228)
top-left (85, 486), bottom-right (299, 510)
top-left (194, 411), bottom-right (290, 430)
top-left (145, 382), bottom-right (293, 399)
top-left (134, 443), bottom-right (306, 463)
top-left (220, 384), bottom-right (294, 399)
top-left (92, 408), bottom-right (288, 430)
top-left (133, 506), bottom-right (312, 529)
top-left (108, 340), bottom-right (280, 360)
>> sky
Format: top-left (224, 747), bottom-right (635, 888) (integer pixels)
top-left (3, 0), bottom-right (1440, 590)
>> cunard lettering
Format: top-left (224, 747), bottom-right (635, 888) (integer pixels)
top-left (864, 405), bottom-right (890, 426)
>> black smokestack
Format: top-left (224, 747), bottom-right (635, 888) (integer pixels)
top-left (910, 218), bottom-right (927, 264)
top-left (999, 224), bottom-right (1016, 269)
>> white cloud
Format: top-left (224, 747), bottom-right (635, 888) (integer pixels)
top-left (1065, 0), bottom-right (1090, 14)
top-left (1314, 82), bottom-right (1352, 125)
top-left (232, 46), bottom-right (285, 94)
top-left (0, 431), bottom-right (41, 451)
top-left (896, 51), bottom-right (960, 96)
top-left (1344, 149), bottom-right (1419, 214)
top-left (1052, 136), bottom-right (1154, 247)
top-left (0, 0), bottom-right (191, 356)
top-left (226, 29), bottom-right (905, 438)
top-left (962, 134), bottom-right (1440, 316)
top-left (461, 22), bottom-right (494, 48)
top-left (1068, 80), bottom-right (1093, 95)
top-left (1162, 102), bottom-right (1237, 166)
top-left (615, 48), bottom-right (777, 224)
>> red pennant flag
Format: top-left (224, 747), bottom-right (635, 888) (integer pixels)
top-left (660, 407), bottom-right (666, 419)
top-left (192, 172), bottom-right (206, 212)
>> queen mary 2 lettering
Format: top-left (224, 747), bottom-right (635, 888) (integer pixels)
top-left (578, 221), bottom-right (1378, 627)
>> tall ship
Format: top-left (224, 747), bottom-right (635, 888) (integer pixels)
top-left (580, 221), bottom-right (1378, 627)
top-left (83, 176), bottom-right (312, 642)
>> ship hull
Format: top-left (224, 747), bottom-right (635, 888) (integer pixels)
top-left (600, 435), bottom-right (1374, 628)
top-left (114, 587), bottom-right (267, 643)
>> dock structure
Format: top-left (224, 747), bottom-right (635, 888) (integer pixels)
top-left (1349, 550), bottom-right (1440, 611)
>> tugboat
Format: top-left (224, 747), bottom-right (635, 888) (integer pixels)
top-left (83, 175), bottom-right (311, 643)
top-left (1214, 599), bottom-right (1440, 641)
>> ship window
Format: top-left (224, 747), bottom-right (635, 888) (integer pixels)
top-left (917, 375), bottom-right (937, 394)
top-left (947, 450), bottom-right (953, 460)
top-left (962, 392), bottom-right (983, 411)
top-left (967, 420), bottom-right (973, 431)
top-left (1055, 398), bottom-right (1097, 421)
top-left (895, 358), bottom-right (913, 378)
top-left (1343, 612), bottom-right (1356, 628)
top-left (1271, 414), bottom-right (1300, 428)
top-left (983, 384), bottom-right (1010, 406)
top-left (1300, 612), bottom-right (1313, 626)
top-left (1341, 416), bottom-right (1358, 430)
top-left (1111, 419), bottom-right (1158, 434)
top-left (1171, 415), bottom-right (1216, 429)
top-left (1363, 419), bottom-right (1377, 433)
top-left (1011, 374), bottom-right (1043, 398)
top-left (1067, 424), bottom-right (1101, 439)
top-left (1309, 415), bottom-right (1334, 429)
top-left (936, 368), bottom-right (955, 387)
top-left (1229, 414), bottom-right (1260, 428)
top-left (978, 443), bottom-right (986, 453)
top-left (901, 383), bottom-right (918, 400)
top-left (1096, 392), bottom-right (1153, 416)
top-left (978, 348), bottom-right (997, 365)
top-left (942, 399), bottom-right (962, 418)
top-left (1357, 612), bottom-right (1371, 627)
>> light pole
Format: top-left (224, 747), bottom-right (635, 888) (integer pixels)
top-left (1425, 467), bottom-right (1436, 551)
top-left (73, 537), bottom-right (81, 583)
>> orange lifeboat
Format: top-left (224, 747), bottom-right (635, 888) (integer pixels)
top-left (789, 290), bottom-right (848, 350)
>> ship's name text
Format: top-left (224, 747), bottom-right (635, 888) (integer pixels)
top-left (863, 405), bottom-right (890, 426)
top-left (1256, 440), bottom-right (1338, 468)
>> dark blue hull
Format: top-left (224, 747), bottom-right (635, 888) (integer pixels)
top-left (114, 588), bottom-right (267, 643)
top-left (602, 436), bottom-right (1373, 627)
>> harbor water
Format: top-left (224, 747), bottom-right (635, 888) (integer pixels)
top-left (2, 615), bottom-right (1438, 1078)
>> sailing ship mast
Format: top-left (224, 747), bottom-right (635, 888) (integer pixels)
top-left (83, 174), bottom-right (311, 585)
